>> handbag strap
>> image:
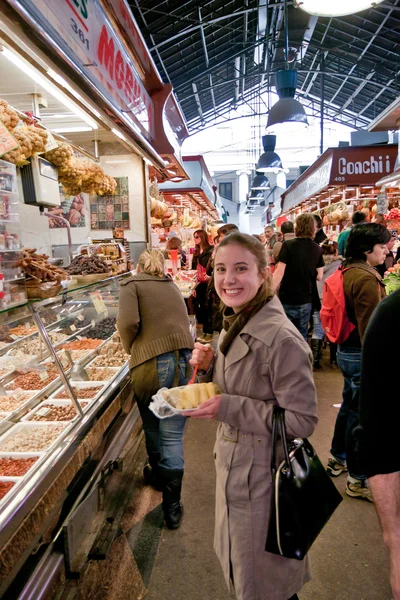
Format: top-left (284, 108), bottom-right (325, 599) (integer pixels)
top-left (270, 406), bottom-right (293, 478)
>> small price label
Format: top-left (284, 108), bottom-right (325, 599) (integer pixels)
top-left (91, 320), bottom-right (96, 328)
top-left (76, 335), bottom-right (83, 341)
top-left (77, 314), bottom-right (85, 322)
top-left (39, 370), bottom-right (49, 382)
top-left (59, 351), bottom-right (70, 369)
top-left (56, 314), bottom-right (62, 322)
top-left (36, 406), bottom-right (51, 417)
top-left (13, 388), bottom-right (24, 400)
top-left (10, 334), bottom-right (19, 340)
top-left (70, 324), bottom-right (76, 332)
top-left (90, 292), bottom-right (107, 315)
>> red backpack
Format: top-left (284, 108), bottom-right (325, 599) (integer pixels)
top-left (320, 267), bottom-right (356, 344)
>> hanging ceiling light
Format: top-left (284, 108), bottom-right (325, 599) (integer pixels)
top-left (256, 135), bottom-right (283, 173)
top-left (250, 172), bottom-right (270, 190)
top-left (267, 69), bottom-right (308, 130)
top-left (294, 0), bottom-right (385, 17)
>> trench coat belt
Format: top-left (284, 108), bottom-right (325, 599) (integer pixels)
top-left (222, 425), bottom-right (269, 448)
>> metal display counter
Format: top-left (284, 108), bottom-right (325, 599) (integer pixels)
top-left (0, 274), bottom-right (144, 598)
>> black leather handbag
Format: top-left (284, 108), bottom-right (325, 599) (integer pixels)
top-left (265, 406), bottom-right (343, 560)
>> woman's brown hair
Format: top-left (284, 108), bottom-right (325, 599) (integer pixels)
top-left (193, 229), bottom-right (211, 255)
top-left (295, 213), bottom-right (316, 239)
top-left (166, 237), bottom-right (182, 250)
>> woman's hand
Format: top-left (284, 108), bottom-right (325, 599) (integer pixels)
top-left (190, 342), bottom-right (214, 372)
top-left (183, 395), bottom-right (221, 419)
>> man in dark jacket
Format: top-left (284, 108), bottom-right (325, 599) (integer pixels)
top-left (327, 223), bottom-right (391, 502)
top-left (355, 290), bottom-right (400, 599)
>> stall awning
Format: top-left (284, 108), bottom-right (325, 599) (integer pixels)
top-left (376, 169), bottom-right (400, 189)
top-left (160, 156), bottom-right (220, 219)
top-left (281, 145), bottom-right (398, 213)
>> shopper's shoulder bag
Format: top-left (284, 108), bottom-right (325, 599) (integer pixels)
top-left (265, 406), bottom-right (342, 560)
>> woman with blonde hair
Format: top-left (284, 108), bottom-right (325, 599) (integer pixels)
top-left (187, 232), bottom-right (318, 600)
top-left (117, 249), bottom-right (194, 529)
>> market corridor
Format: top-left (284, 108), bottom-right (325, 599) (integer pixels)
top-left (72, 355), bottom-right (392, 600)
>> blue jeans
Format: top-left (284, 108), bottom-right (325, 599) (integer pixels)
top-left (137, 350), bottom-right (191, 471)
top-left (312, 310), bottom-right (324, 341)
top-left (282, 303), bottom-right (312, 341)
top-left (330, 346), bottom-right (365, 480)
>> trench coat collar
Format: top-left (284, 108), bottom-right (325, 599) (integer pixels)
top-left (219, 295), bottom-right (286, 369)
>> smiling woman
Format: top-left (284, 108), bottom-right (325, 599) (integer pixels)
top-left (187, 232), bottom-right (318, 600)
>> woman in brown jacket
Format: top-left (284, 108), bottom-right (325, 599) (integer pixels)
top-left (117, 250), bottom-right (194, 530)
top-left (187, 233), bottom-right (318, 600)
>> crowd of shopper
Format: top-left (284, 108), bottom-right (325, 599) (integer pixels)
top-left (118, 216), bottom-right (400, 600)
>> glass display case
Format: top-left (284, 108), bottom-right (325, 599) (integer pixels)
top-left (0, 274), bottom-right (131, 507)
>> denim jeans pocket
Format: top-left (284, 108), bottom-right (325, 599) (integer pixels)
top-left (157, 361), bottom-right (171, 387)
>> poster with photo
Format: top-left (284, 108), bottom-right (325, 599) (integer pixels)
top-left (48, 190), bottom-right (88, 228)
top-left (90, 176), bottom-right (130, 230)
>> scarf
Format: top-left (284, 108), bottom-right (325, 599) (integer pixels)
top-left (219, 282), bottom-right (273, 356)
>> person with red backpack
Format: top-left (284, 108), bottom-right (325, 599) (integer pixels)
top-left (323, 223), bottom-right (390, 501)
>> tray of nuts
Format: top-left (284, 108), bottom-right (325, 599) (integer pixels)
top-left (0, 391), bottom-right (38, 413)
top-left (0, 454), bottom-right (42, 477)
top-left (49, 382), bottom-right (105, 402)
top-left (6, 367), bottom-right (60, 392)
top-left (21, 400), bottom-right (88, 423)
top-left (0, 423), bottom-right (69, 453)
top-left (84, 365), bottom-right (119, 382)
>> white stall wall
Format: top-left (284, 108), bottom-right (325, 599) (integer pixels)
top-left (18, 153), bottom-right (147, 255)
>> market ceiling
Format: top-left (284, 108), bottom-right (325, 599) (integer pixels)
top-left (129, 0), bottom-right (400, 134)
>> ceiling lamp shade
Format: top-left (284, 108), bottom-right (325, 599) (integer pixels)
top-left (249, 189), bottom-right (265, 201)
top-left (250, 172), bottom-right (270, 190)
top-left (294, 0), bottom-right (384, 16)
top-left (267, 70), bottom-right (308, 130)
top-left (256, 135), bottom-right (283, 173)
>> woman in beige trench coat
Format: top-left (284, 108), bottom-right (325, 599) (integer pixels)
top-left (187, 232), bottom-right (318, 600)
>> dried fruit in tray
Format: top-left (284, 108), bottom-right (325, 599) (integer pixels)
top-left (61, 338), bottom-right (102, 351)
top-left (0, 391), bottom-right (35, 412)
top-left (22, 248), bottom-right (68, 283)
top-left (0, 456), bottom-right (39, 476)
top-left (0, 481), bottom-right (15, 500)
top-left (86, 367), bottom-right (116, 381)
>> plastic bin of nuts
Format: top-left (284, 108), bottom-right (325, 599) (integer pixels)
top-left (49, 382), bottom-right (105, 402)
top-left (0, 423), bottom-right (68, 453)
top-left (21, 400), bottom-right (88, 423)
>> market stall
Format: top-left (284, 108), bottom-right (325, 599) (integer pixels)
top-left (0, 1), bottom-right (190, 597)
top-left (280, 144), bottom-right (399, 233)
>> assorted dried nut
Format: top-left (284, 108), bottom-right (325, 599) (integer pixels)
top-left (56, 386), bottom-right (103, 399)
top-left (7, 368), bottom-right (59, 390)
top-left (0, 392), bottom-right (35, 412)
top-left (62, 339), bottom-right (102, 351)
top-left (86, 367), bottom-right (116, 381)
top-left (0, 456), bottom-right (39, 476)
top-left (0, 424), bottom-right (67, 452)
top-left (0, 481), bottom-right (15, 500)
top-left (28, 402), bottom-right (87, 422)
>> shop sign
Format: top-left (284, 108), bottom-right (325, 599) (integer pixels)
top-left (283, 156), bottom-right (333, 211)
top-left (14, 0), bottom-right (154, 139)
top-left (330, 146), bottom-right (398, 185)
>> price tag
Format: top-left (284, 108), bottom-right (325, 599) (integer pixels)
top-left (56, 314), bottom-right (62, 322)
top-left (70, 324), bottom-right (76, 332)
top-left (59, 351), bottom-right (70, 369)
top-left (13, 388), bottom-right (24, 400)
top-left (36, 406), bottom-right (51, 417)
top-left (90, 292), bottom-right (107, 315)
top-left (76, 335), bottom-right (83, 341)
top-left (91, 319), bottom-right (96, 328)
top-left (10, 334), bottom-right (19, 340)
top-left (39, 370), bottom-right (48, 382)
top-left (77, 314), bottom-right (85, 321)
top-left (43, 131), bottom-right (58, 153)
